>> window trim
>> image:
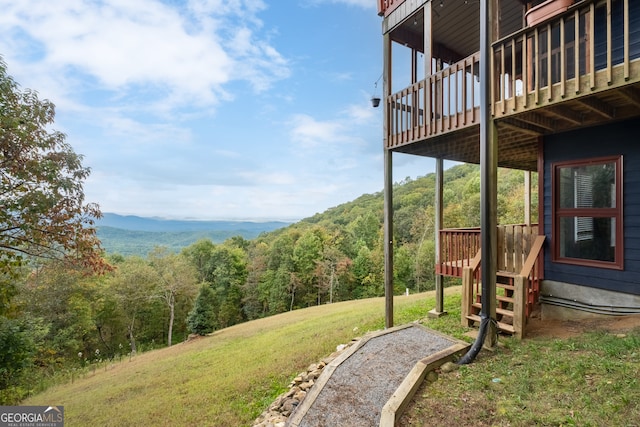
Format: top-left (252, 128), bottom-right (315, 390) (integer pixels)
top-left (551, 155), bottom-right (624, 270)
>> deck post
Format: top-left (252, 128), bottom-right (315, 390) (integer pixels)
top-left (429, 157), bottom-right (447, 318)
top-left (513, 275), bottom-right (527, 339)
top-left (524, 171), bottom-right (531, 226)
top-left (383, 32), bottom-right (394, 329)
top-left (461, 266), bottom-right (473, 327)
top-left (384, 148), bottom-right (393, 329)
top-left (479, 0), bottom-right (498, 350)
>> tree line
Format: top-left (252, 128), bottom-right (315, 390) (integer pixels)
top-left (0, 57), bottom-right (537, 404)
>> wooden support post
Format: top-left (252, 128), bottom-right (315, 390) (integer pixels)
top-left (383, 31), bottom-right (394, 329)
top-left (384, 149), bottom-right (394, 329)
top-left (461, 250), bottom-right (481, 328)
top-left (429, 157), bottom-right (447, 318)
top-left (513, 275), bottom-right (528, 340)
top-left (480, 0), bottom-right (498, 350)
top-left (524, 170), bottom-right (531, 226)
top-left (461, 267), bottom-right (473, 327)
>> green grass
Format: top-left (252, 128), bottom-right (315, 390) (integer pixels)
top-left (24, 288), bottom-right (459, 426)
top-left (403, 312), bottom-right (640, 426)
top-left (24, 287), bottom-right (640, 427)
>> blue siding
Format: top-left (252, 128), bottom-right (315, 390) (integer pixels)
top-left (594, 0), bottom-right (640, 69)
top-left (543, 119), bottom-right (640, 296)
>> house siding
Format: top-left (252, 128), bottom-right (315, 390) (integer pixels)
top-left (543, 118), bottom-right (640, 296)
top-left (594, 0), bottom-right (640, 69)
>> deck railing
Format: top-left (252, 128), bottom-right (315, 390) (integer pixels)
top-left (461, 234), bottom-right (545, 339)
top-left (437, 224), bottom-right (539, 278)
top-left (377, 0), bottom-right (402, 16)
top-left (386, 52), bottom-right (481, 148)
top-left (492, 0), bottom-right (639, 116)
top-left (436, 227), bottom-right (481, 277)
top-left (385, 0), bottom-right (640, 147)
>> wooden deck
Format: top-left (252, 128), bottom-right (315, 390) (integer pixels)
top-left (384, 0), bottom-right (640, 172)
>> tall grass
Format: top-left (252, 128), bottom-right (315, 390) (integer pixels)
top-left (24, 288), bottom-right (458, 426)
top-left (27, 287), bottom-right (638, 427)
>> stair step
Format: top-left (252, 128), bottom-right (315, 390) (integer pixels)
top-left (471, 303), bottom-right (514, 318)
top-left (476, 282), bottom-right (515, 291)
top-left (477, 293), bottom-right (515, 304)
top-left (497, 283), bottom-right (515, 291)
top-left (466, 314), bottom-right (515, 334)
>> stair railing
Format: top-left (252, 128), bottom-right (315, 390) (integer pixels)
top-left (461, 235), bottom-right (545, 339)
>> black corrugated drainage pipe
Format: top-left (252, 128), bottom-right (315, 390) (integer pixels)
top-left (457, 314), bottom-right (497, 365)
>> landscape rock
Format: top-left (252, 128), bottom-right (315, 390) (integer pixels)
top-left (251, 340), bottom-right (357, 427)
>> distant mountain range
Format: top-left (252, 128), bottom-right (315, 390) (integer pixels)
top-left (95, 213), bottom-right (290, 256)
top-left (96, 213), bottom-right (290, 233)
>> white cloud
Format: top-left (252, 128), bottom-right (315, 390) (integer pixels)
top-left (0, 0), bottom-right (289, 111)
top-left (0, 0), bottom-right (386, 221)
top-left (344, 102), bottom-right (377, 124)
top-left (237, 171), bottom-right (296, 185)
top-left (288, 114), bottom-right (345, 148)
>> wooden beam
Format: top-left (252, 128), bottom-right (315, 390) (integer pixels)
top-left (618, 87), bottom-right (640, 108)
top-left (516, 112), bottom-right (556, 131)
top-left (546, 105), bottom-right (583, 125)
top-left (498, 118), bottom-right (547, 136)
top-left (576, 96), bottom-right (616, 119)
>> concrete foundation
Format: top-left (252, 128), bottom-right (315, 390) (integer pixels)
top-left (540, 280), bottom-right (640, 320)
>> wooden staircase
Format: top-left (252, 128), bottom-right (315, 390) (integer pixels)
top-left (468, 278), bottom-right (517, 335)
top-left (462, 234), bottom-right (545, 339)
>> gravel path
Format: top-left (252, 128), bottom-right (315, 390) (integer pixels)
top-left (293, 325), bottom-right (457, 427)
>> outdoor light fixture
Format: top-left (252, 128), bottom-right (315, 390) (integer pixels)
top-left (371, 74), bottom-right (382, 108)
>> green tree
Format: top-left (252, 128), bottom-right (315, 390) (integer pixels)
top-left (241, 241), bottom-right (269, 320)
top-left (148, 248), bottom-right (198, 346)
top-left (0, 316), bottom-right (47, 404)
top-left (182, 239), bottom-right (216, 283)
top-left (347, 212), bottom-right (380, 250)
top-left (186, 285), bottom-right (217, 335)
top-left (19, 262), bottom-right (100, 362)
top-left (292, 229), bottom-right (323, 306)
top-left (0, 58), bottom-right (107, 274)
top-left (217, 245), bottom-right (247, 325)
top-left (109, 257), bottom-right (158, 354)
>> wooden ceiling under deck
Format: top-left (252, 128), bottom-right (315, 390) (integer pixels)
top-left (391, 81), bottom-right (640, 172)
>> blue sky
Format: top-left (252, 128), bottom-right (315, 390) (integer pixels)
top-left (0, 0), bottom-right (435, 221)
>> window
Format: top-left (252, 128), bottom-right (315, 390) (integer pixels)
top-left (552, 156), bottom-right (623, 269)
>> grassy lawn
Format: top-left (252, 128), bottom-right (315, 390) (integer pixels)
top-left (404, 303), bottom-right (640, 426)
top-left (24, 288), bottom-right (458, 427)
top-left (23, 286), bottom-right (640, 426)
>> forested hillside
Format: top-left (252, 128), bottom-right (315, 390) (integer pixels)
top-left (95, 214), bottom-right (290, 256)
top-left (2, 163), bottom-right (537, 404)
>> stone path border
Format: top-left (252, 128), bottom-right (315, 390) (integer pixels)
top-left (287, 323), bottom-right (470, 427)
